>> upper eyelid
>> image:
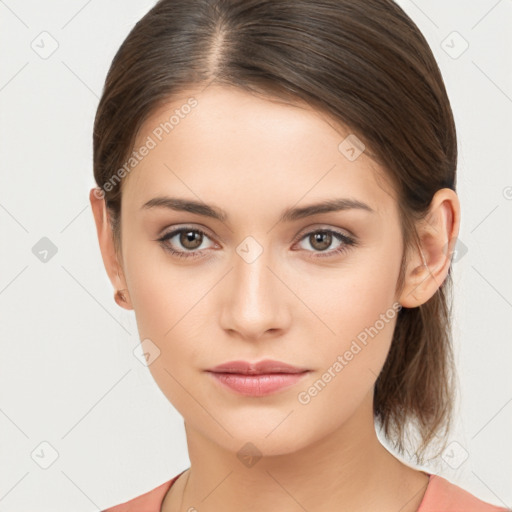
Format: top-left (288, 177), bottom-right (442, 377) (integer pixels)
top-left (293, 225), bottom-right (354, 242)
top-left (159, 224), bottom-right (213, 238)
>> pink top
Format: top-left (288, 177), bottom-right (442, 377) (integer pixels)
top-left (102, 471), bottom-right (509, 512)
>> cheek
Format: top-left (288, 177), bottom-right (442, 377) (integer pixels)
top-left (293, 283), bottom-right (400, 440)
top-left (127, 260), bottom-right (207, 413)
top-left (124, 240), bottom-right (200, 336)
top-left (306, 285), bottom-right (398, 400)
top-left (301, 243), bottom-right (402, 392)
top-left (124, 248), bottom-right (210, 371)
top-left (307, 247), bottom-right (400, 342)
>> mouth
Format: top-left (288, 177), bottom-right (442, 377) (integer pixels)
top-left (205, 359), bottom-right (311, 396)
top-left (206, 359), bottom-right (309, 374)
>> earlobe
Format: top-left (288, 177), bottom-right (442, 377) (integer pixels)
top-left (89, 188), bottom-right (133, 310)
top-left (398, 188), bottom-right (460, 308)
top-left (114, 288), bottom-right (132, 309)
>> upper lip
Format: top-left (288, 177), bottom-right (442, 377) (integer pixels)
top-left (206, 359), bottom-right (309, 375)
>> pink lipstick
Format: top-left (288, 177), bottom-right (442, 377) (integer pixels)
top-left (205, 359), bottom-right (310, 396)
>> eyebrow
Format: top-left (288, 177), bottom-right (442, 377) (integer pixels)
top-left (141, 196), bottom-right (375, 223)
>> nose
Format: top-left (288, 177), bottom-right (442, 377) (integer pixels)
top-left (219, 244), bottom-right (291, 342)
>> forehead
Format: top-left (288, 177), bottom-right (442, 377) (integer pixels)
top-left (124, 84), bottom-right (396, 216)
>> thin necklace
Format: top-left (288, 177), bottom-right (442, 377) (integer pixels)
top-left (177, 469), bottom-right (191, 512)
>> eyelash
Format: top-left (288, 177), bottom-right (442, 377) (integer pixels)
top-left (156, 227), bottom-right (357, 260)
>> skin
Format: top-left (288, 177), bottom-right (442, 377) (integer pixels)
top-left (90, 84), bottom-right (460, 512)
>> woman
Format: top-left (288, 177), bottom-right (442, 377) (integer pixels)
top-left (90, 0), bottom-right (509, 510)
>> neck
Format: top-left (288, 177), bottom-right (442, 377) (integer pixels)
top-left (164, 391), bottom-right (429, 512)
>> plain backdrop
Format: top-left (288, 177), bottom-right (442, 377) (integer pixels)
top-left (0, 0), bottom-right (511, 510)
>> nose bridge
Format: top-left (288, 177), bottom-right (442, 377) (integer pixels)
top-left (220, 236), bottom-right (288, 338)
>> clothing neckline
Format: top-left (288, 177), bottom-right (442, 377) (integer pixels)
top-left (158, 470), bottom-right (506, 512)
top-left (160, 469), bottom-right (433, 512)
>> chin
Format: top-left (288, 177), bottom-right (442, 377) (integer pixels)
top-left (209, 416), bottom-right (322, 460)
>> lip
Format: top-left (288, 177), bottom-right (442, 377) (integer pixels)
top-left (205, 359), bottom-right (310, 397)
top-left (207, 359), bottom-right (309, 375)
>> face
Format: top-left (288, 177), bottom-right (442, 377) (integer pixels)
top-left (107, 84), bottom-right (408, 455)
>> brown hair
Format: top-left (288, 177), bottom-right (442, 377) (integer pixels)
top-left (93, 0), bottom-right (457, 464)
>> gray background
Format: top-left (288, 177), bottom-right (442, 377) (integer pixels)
top-left (0, 0), bottom-right (511, 510)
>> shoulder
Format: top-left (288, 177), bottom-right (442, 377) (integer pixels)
top-left (101, 472), bottom-right (183, 512)
top-left (418, 473), bottom-right (509, 512)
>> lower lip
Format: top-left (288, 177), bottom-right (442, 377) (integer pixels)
top-left (207, 371), bottom-right (309, 396)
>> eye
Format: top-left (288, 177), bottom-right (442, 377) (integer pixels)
top-left (157, 227), bottom-right (216, 259)
top-left (293, 228), bottom-right (357, 258)
top-left (156, 226), bottom-right (357, 260)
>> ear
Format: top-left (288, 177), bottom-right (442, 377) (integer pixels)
top-left (398, 188), bottom-right (461, 308)
top-left (89, 188), bottom-right (133, 310)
